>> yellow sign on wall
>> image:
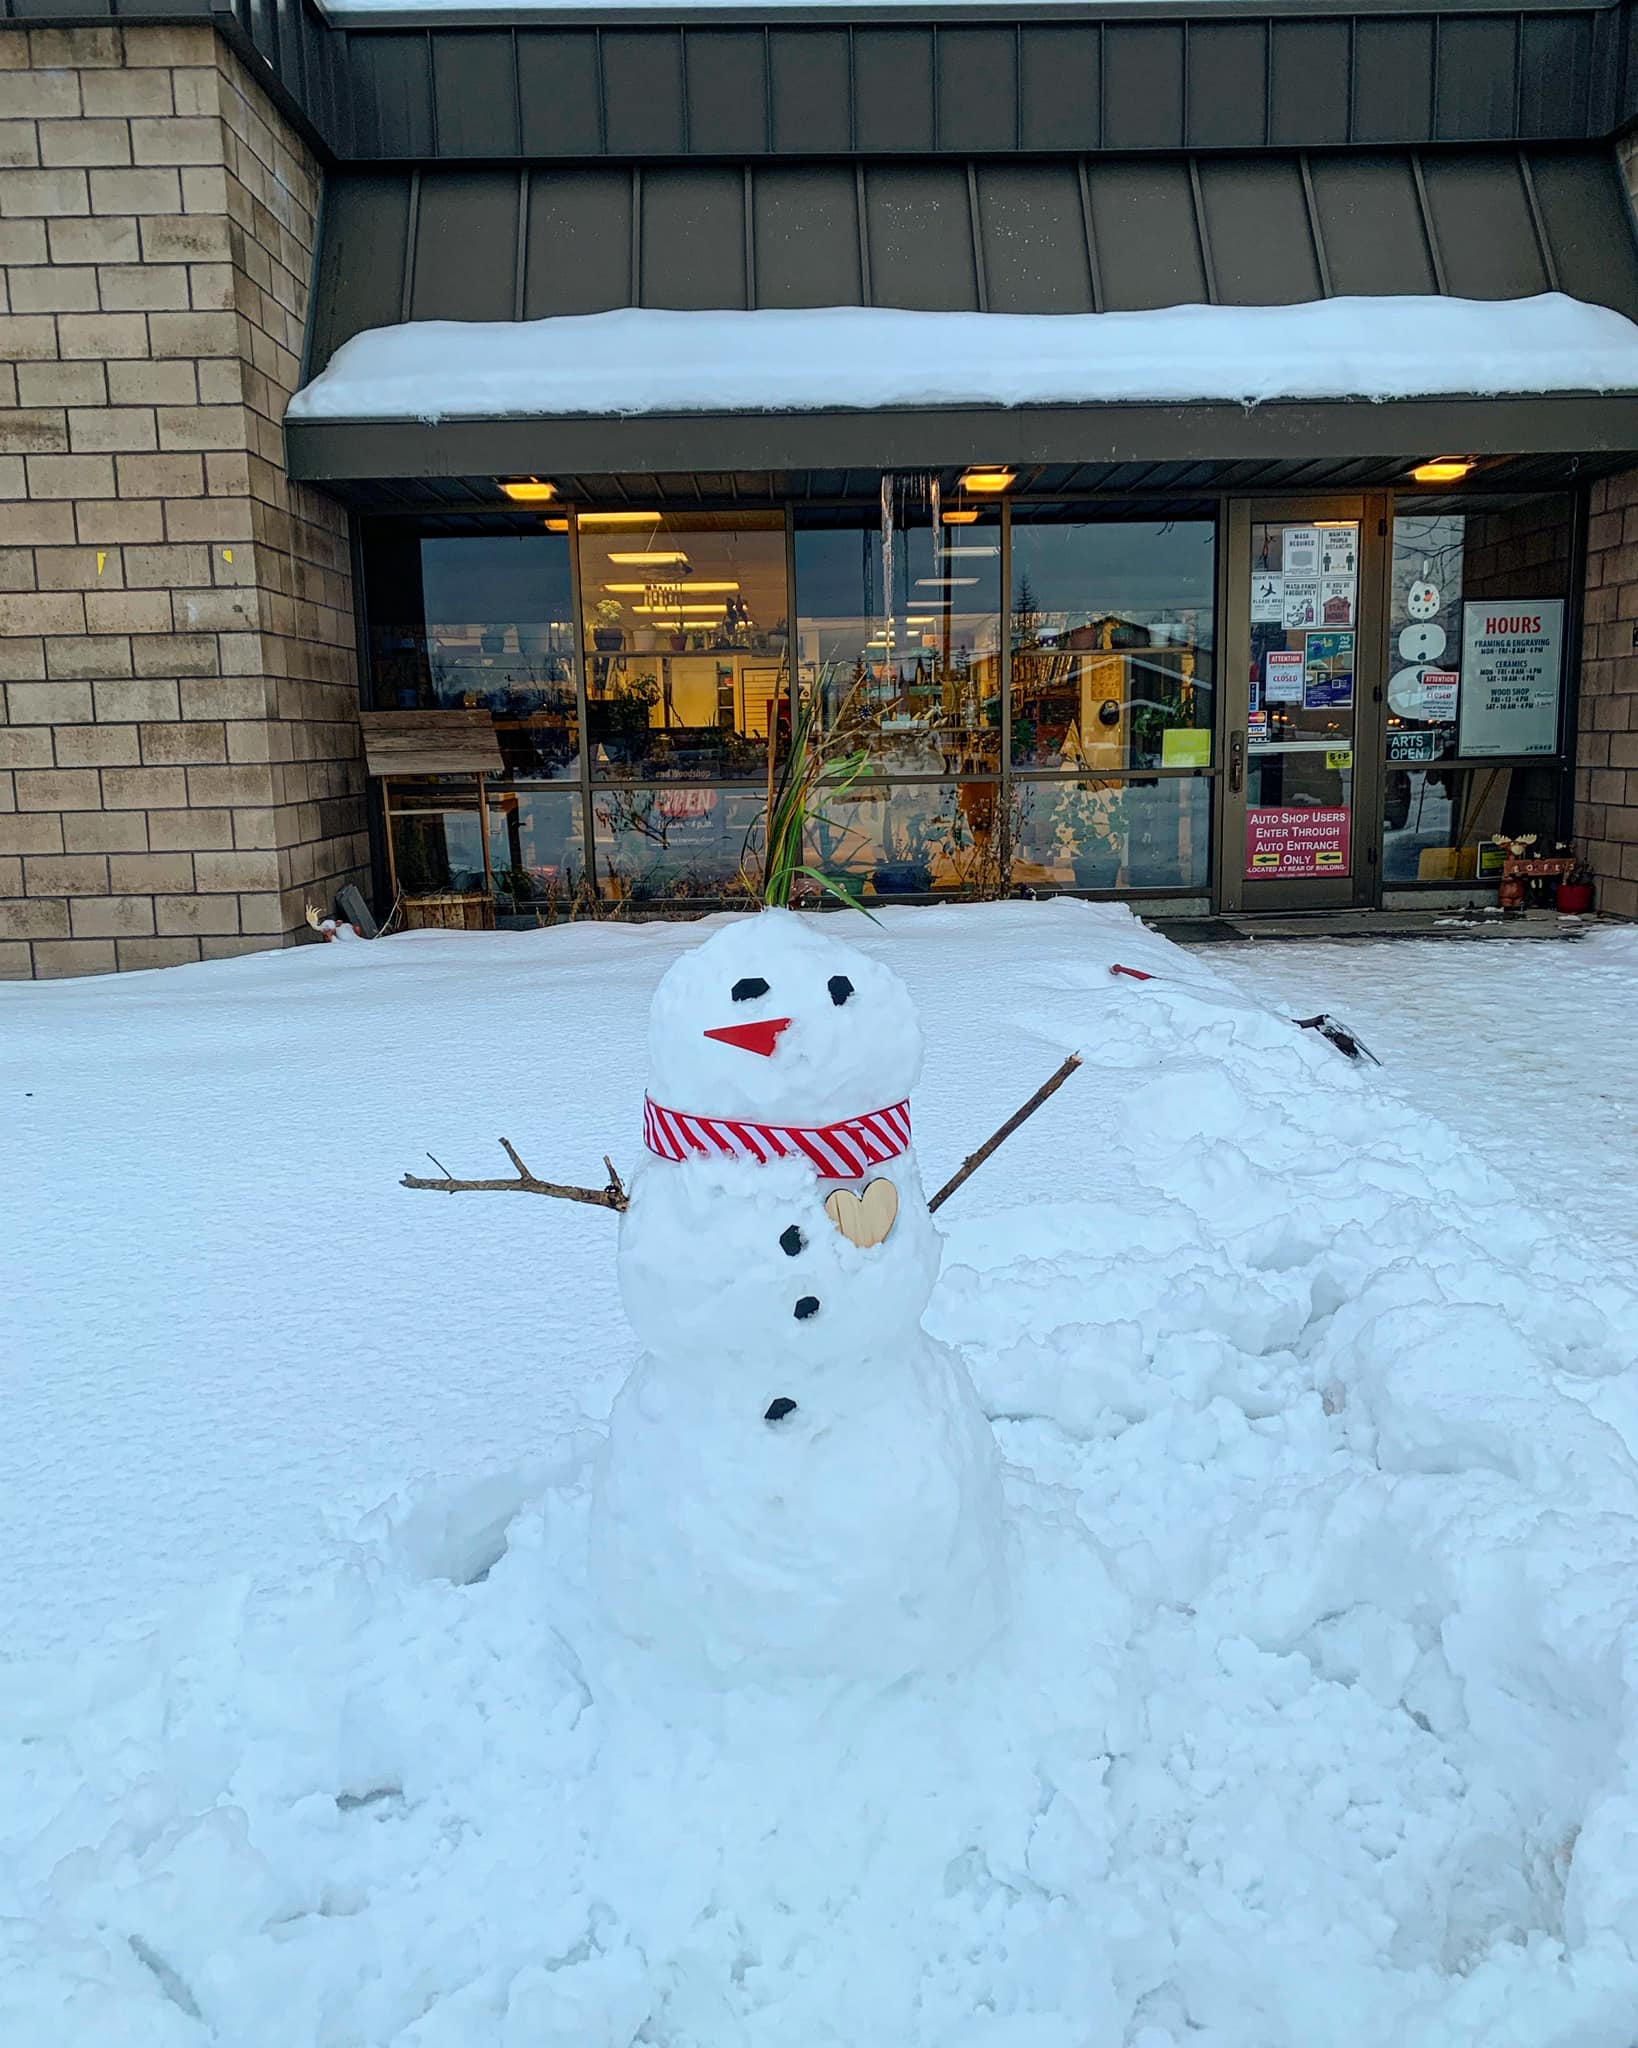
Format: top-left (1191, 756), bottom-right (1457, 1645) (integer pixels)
top-left (1161, 729), bottom-right (1211, 768)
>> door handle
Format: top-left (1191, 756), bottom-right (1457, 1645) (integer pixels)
top-left (1228, 729), bottom-right (1245, 794)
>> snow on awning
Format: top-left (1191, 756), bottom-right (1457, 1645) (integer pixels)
top-left (287, 297), bottom-right (1638, 426)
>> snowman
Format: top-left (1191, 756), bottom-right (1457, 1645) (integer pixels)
top-left (589, 909), bottom-right (1007, 1688)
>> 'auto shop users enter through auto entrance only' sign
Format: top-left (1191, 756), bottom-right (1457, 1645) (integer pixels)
top-left (1246, 807), bottom-right (1351, 878)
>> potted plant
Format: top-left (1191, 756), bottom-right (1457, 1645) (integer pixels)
top-left (592, 597), bottom-right (625, 652)
top-left (872, 810), bottom-right (938, 894)
top-left (1051, 782), bottom-right (1124, 889)
top-left (1557, 857), bottom-right (1595, 914)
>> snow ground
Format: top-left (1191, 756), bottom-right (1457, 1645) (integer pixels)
top-left (6, 903), bottom-right (1638, 2046)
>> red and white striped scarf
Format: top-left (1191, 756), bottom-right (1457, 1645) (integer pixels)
top-left (643, 1094), bottom-right (912, 1181)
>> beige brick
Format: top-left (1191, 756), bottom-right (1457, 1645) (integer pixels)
top-left (124, 541), bottom-right (208, 587)
top-left (117, 451), bottom-right (202, 498)
top-left (0, 410), bottom-right (68, 455)
top-left (156, 890), bottom-right (238, 935)
top-left (0, 315), bottom-right (59, 362)
top-left (0, 811), bottom-right (63, 854)
top-left (38, 121), bottom-right (133, 170)
top-left (0, 591), bottom-right (83, 635)
top-left (118, 935), bottom-right (200, 970)
top-left (149, 310), bottom-right (238, 359)
top-left (237, 890), bottom-right (289, 933)
top-left (132, 632), bottom-right (217, 679)
top-left (88, 166), bottom-right (181, 216)
top-left (32, 937), bottom-right (117, 976)
top-left (0, 120), bottom-right (37, 169)
top-left (130, 116), bottom-right (222, 167)
top-left (61, 808), bottom-right (147, 852)
top-left (93, 676), bottom-right (178, 721)
top-left (167, 497), bottom-right (252, 542)
top-left (48, 214), bottom-right (138, 264)
top-left (189, 264), bottom-right (236, 313)
top-left (0, 727), bottom-right (52, 769)
top-left (147, 806), bottom-right (231, 850)
top-left (7, 679), bottom-right (92, 722)
top-left (179, 165), bottom-right (227, 215)
top-left (140, 212), bottom-right (229, 263)
top-left (80, 71), bottom-right (174, 119)
top-left (0, 217), bottom-right (47, 264)
top-left (0, 72), bottom-right (79, 121)
top-left (24, 852), bottom-right (108, 896)
top-left (76, 499), bottom-right (163, 545)
top-left (0, 452), bottom-right (24, 498)
top-left (0, 165), bottom-right (88, 216)
top-left (68, 408), bottom-right (159, 454)
top-left (172, 586), bottom-right (253, 633)
top-left (54, 723), bottom-right (140, 768)
top-left (102, 766), bottom-right (191, 811)
top-left (71, 894), bottom-right (156, 939)
top-left (0, 637), bottom-right (45, 680)
top-left (18, 360), bottom-right (105, 407)
top-left (107, 359), bottom-right (195, 406)
top-left (203, 932), bottom-right (281, 959)
top-left (170, 67), bottom-right (219, 119)
top-left (24, 453), bottom-right (116, 499)
top-left (194, 359), bottom-right (243, 406)
top-left (157, 404), bottom-right (245, 452)
top-left (0, 856), bottom-right (18, 895)
top-left (122, 26), bottom-right (217, 67)
top-left (0, 499), bottom-right (74, 544)
top-left (85, 590), bottom-right (171, 634)
top-left (27, 26), bottom-right (121, 68)
top-left (231, 806), bottom-right (278, 850)
top-left (115, 851), bottom-right (196, 894)
top-left (0, 896), bottom-right (69, 940)
top-left (35, 549), bottom-right (122, 594)
top-left (0, 941), bottom-right (31, 980)
top-left (99, 263), bottom-right (191, 313)
top-left (186, 761), bottom-right (273, 807)
top-left (138, 719), bottom-right (225, 765)
top-left (193, 847), bottom-right (280, 894)
top-left (8, 265), bottom-right (98, 314)
top-left (0, 546), bottom-right (33, 591)
top-left (57, 314), bottom-right (150, 362)
top-left (44, 636), bottom-right (131, 680)
top-left (15, 767), bottom-right (100, 811)
top-left (0, 33), bottom-right (23, 68)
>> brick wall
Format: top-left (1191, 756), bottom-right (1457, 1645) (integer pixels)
top-left (0, 23), bottom-right (365, 977)
top-left (1575, 134), bottom-right (1638, 922)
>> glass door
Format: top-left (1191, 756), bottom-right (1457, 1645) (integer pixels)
top-left (1217, 496), bottom-right (1388, 912)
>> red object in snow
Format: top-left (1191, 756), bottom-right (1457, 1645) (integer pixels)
top-left (1109, 964), bottom-right (1154, 982)
top-left (703, 1016), bottom-right (794, 1057)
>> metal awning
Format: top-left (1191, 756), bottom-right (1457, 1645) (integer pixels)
top-left (288, 144), bottom-right (1638, 483)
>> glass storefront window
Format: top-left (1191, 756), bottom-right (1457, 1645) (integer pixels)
top-left (1012, 776), bottom-right (1210, 892)
top-left (591, 785), bottom-right (766, 906)
top-left (579, 513), bottom-right (787, 783)
top-left (1010, 512), bottom-right (1216, 771)
top-left (1382, 763), bottom-right (1564, 885)
top-left (490, 787), bottom-right (588, 919)
top-left (794, 510), bottom-right (1002, 776)
top-left (803, 780), bottom-right (1006, 898)
top-left (362, 528), bottom-right (580, 781)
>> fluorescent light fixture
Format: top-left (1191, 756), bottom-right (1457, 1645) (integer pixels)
top-left (1410, 457), bottom-right (1475, 483)
top-left (606, 550), bottom-right (691, 565)
top-left (942, 509), bottom-right (981, 525)
top-left (500, 478), bottom-right (555, 502)
top-left (904, 615), bottom-right (935, 624)
top-left (915, 577), bottom-right (979, 587)
top-left (604, 581), bottom-right (739, 594)
top-left (579, 510), bottom-right (664, 526)
top-left (958, 467), bottom-right (1015, 493)
top-left (939, 545), bottom-right (999, 557)
top-left (634, 603), bottom-right (728, 615)
top-left (543, 518), bottom-right (568, 532)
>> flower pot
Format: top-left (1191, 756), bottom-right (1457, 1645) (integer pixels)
top-left (1557, 880), bottom-right (1594, 913)
top-left (1071, 850), bottom-right (1122, 890)
top-left (593, 628), bottom-right (623, 652)
top-left (872, 860), bottom-right (933, 895)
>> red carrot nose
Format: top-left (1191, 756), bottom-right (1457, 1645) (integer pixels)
top-left (703, 1016), bottom-right (792, 1057)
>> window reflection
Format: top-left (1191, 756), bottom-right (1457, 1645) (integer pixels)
top-left (795, 511), bottom-right (1002, 776)
top-left (592, 785), bottom-right (765, 905)
top-left (802, 780), bottom-right (1006, 898)
top-left (1382, 763), bottom-right (1561, 884)
top-left (1010, 515), bottom-right (1215, 770)
top-left (579, 513), bottom-right (786, 783)
top-left (490, 788), bottom-right (588, 918)
top-left (1011, 776), bottom-right (1210, 892)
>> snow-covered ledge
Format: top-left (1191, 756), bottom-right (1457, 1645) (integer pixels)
top-left (286, 296), bottom-right (1638, 425)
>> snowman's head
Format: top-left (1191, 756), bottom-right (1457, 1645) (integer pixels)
top-left (646, 909), bottom-right (922, 1124)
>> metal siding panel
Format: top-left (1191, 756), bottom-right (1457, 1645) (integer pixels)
top-left (855, 29), bottom-right (934, 153)
top-left (1433, 17), bottom-right (1519, 141)
top-left (602, 30), bottom-right (686, 157)
top-left (431, 32), bottom-right (519, 158)
top-left (1018, 26), bottom-right (1099, 153)
top-left (863, 163), bottom-right (977, 310)
top-left (522, 169), bottom-right (634, 316)
top-left (769, 30), bottom-right (852, 155)
top-left (516, 32), bottom-right (604, 157)
top-left (976, 164), bottom-right (1094, 313)
top-left (937, 29), bottom-right (1017, 155)
top-left (1519, 15), bottom-right (1595, 139)
top-left (640, 167), bottom-right (747, 311)
top-left (1528, 150), bottom-right (1638, 322)
top-left (1186, 24), bottom-right (1267, 149)
top-left (1268, 20), bottom-right (1351, 145)
top-left (751, 164), bottom-right (863, 308)
top-left (306, 174), bottom-right (412, 376)
top-left (409, 173), bottom-right (519, 324)
top-left (685, 30), bottom-right (768, 156)
top-left (1307, 155), bottom-right (1437, 297)
top-left (1353, 19), bottom-right (1436, 145)
top-left (1086, 159), bottom-right (1207, 309)
top-left (1198, 158), bottom-right (1320, 305)
top-left (348, 34), bottom-right (435, 159)
top-left (1102, 25), bottom-right (1184, 151)
top-left (1421, 152), bottom-right (1549, 298)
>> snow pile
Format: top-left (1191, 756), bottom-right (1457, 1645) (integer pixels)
top-left (6, 904), bottom-right (1638, 2045)
top-left (285, 295), bottom-right (1638, 425)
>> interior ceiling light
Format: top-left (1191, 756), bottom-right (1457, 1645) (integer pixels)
top-left (604, 581), bottom-right (739, 594)
top-left (958, 468), bottom-right (1016, 494)
top-left (940, 545), bottom-right (1000, 557)
top-left (634, 603), bottom-right (728, 614)
top-left (606, 550), bottom-right (690, 565)
top-left (1410, 456), bottom-right (1476, 483)
top-left (915, 577), bottom-right (979, 587)
top-left (579, 510), bottom-right (664, 526)
top-left (543, 518), bottom-right (569, 532)
top-left (942, 509), bottom-right (981, 524)
top-left (500, 478), bottom-right (556, 502)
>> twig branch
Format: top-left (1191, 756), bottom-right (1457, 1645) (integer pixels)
top-left (403, 1138), bottom-right (629, 1212)
top-left (927, 1053), bottom-right (1083, 1215)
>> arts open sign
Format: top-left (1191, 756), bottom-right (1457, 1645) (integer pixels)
top-left (1245, 806), bottom-right (1351, 879)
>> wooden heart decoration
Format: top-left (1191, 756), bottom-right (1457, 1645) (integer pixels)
top-left (824, 1177), bottom-right (899, 1249)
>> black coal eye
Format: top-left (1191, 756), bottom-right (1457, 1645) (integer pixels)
top-left (794, 1296), bottom-right (820, 1321)
top-left (780, 1225), bottom-right (804, 1257)
top-left (732, 976), bottom-right (770, 1003)
top-left (828, 975), bottom-right (854, 1007)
